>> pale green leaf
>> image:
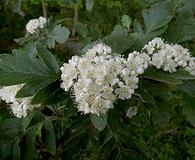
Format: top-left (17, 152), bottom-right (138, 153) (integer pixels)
top-left (90, 114), bottom-right (107, 131)
top-left (86, 0), bottom-right (94, 12)
top-left (103, 25), bottom-right (139, 53)
top-left (53, 25), bottom-right (70, 43)
top-left (142, 1), bottom-right (173, 33)
top-left (121, 15), bottom-right (132, 29)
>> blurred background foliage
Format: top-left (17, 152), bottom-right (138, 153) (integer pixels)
top-left (1, 0), bottom-right (195, 159)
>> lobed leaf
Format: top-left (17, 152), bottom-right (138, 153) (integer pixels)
top-left (142, 0), bottom-right (173, 33)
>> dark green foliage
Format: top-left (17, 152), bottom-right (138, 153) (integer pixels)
top-left (20, 127), bottom-right (37, 160)
top-left (42, 119), bottom-right (56, 155)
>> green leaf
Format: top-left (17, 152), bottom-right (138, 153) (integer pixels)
top-left (182, 0), bottom-right (195, 13)
top-left (42, 119), bottom-right (56, 155)
top-left (166, 11), bottom-right (195, 43)
top-left (136, 89), bottom-right (156, 105)
top-left (12, 42), bottom-right (37, 57)
top-left (142, 67), bottom-right (183, 84)
top-left (62, 118), bottom-right (90, 159)
top-left (121, 15), bottom-right (132, 29)
top-left (97, 136), bottom-right (116, 160)
top-left (15, 34), bottom-right (36, 45)
top-left (13, 140), bottom-right (20, 160)
top-left (0, 119), bottom-right (21, 159)
top-left (97, 126), bottom-right (147, 160)
top-left (142, 0), bottom-right (173, 33)
top-left (90, 114), bottom-right (107, 131)
top-left (117, 128), bottom-right (141, 151)
top-left (0, 45), bottom-right (60, 104)
top-left (144, 26), bottom-right (168, 41)
top-left (28, 112), bottom-right (46, 127)
top-left (178, 80), bottom-right (195, 97)
top-left (133, 20), bottom-right (144, 35)
top-left (152, 111), bottom-right (171, 126)
top-left (107, 111), bottom-right (121, 133)
top-left (75, 22), bottom-right (89, 38)
top-left (171, 69), bottom-right (195, 80)
top-left (21, 127), bottom-right (37, 160)
top-left (16, 79), bottom-right (53, 98)
top-left (0, 140), bottom-right (20, 160)
top-left (182, 93), bottom-right (195, 126)
top-left (13, 0), bottom-right (24, 13)
top-left (85, 0), bottom-right (94, 12)
top-left (31, 81), bottom-right (67, 105)
top-left (53, 25), bottom-right (70, 43)
top-left (0, 51), bottom-right (56, 86)
top-left (0, 102), bottom-right (11, 123)
top-left (36, 44), bottom-right (60, 74)
top-left (111, 25), bottom-right (128, 36)
top-left (172, 0), bottom-right (184, 10)
top-left (103, 25), bottom-right (139, 54)
top-left (22, 111), bottom-right (36, 131)
top-left (0, 118), bottom-right (22, 145)
top-left (46, 37), bottom-right (56, 49)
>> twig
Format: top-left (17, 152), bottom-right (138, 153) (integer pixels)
top-left (71, 7), bottom-right (79, 37)
top-left (41, 0), bottom-right (47, 18)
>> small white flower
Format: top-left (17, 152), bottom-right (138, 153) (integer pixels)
top-left (151, 53), bottom-right (164, 69)
top-left (115, 85), bottom-right (134, 100)
top-left (26, 16), bottom-right (46, 34)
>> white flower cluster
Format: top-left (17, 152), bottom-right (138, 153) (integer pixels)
top-left (0, 85), bottom-right (39, 118)
top-left (61, 38), bottom-right (195, 116)
top-left (143, 38), bottom-right (195, 74)
top-left (26, 16), bottom-right (46, 34)
top-left (60, 43), bottom-right (150, 115)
